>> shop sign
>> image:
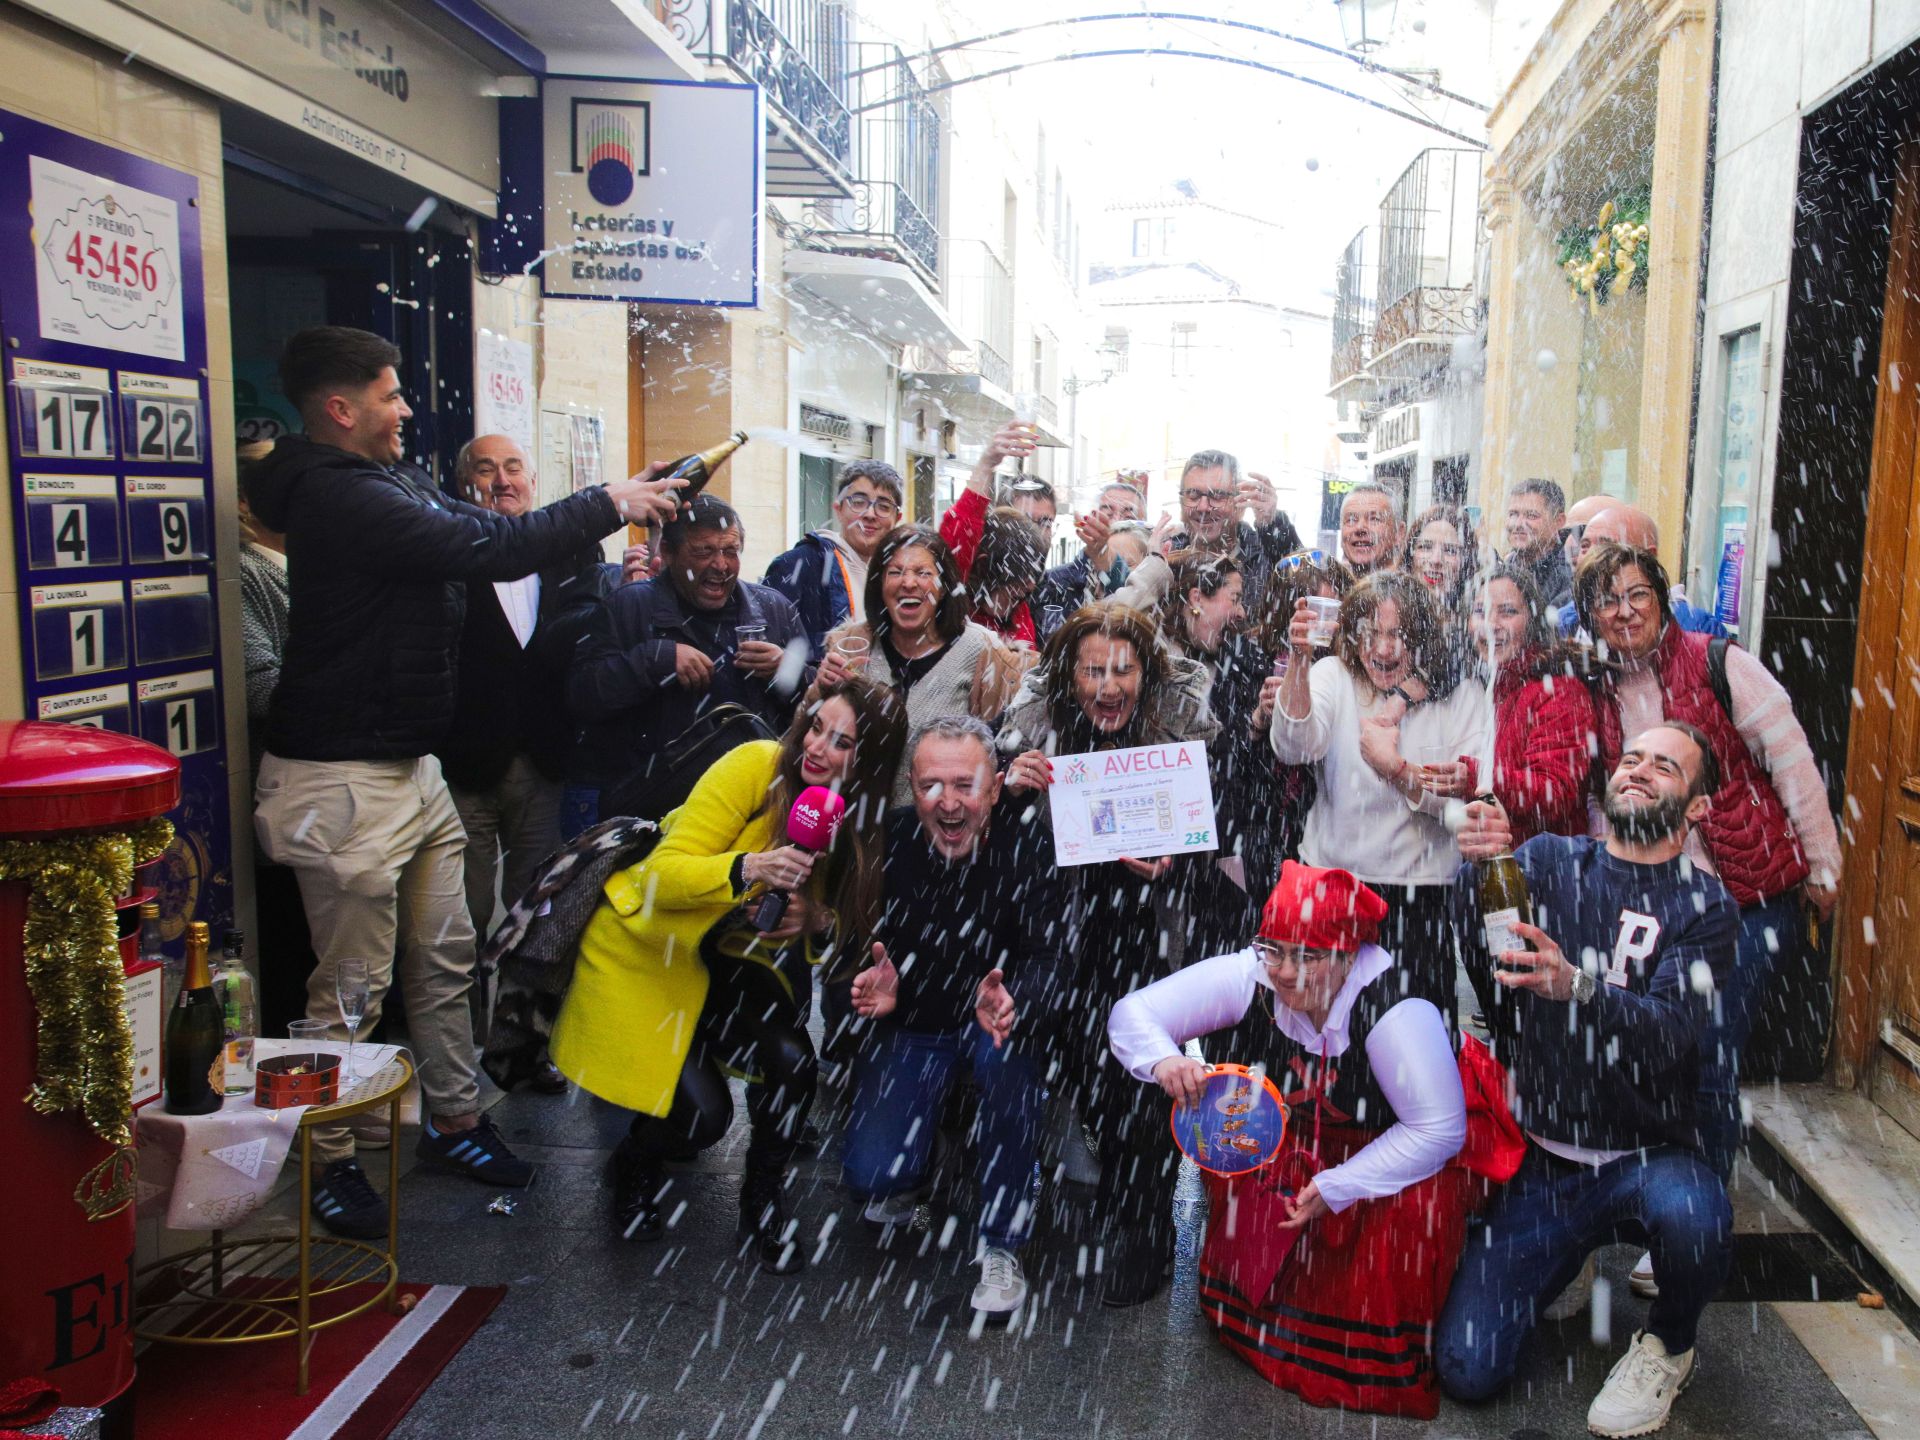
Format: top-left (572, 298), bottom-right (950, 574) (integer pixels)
top-left (64, 0), bottom-right (501, 198)
top-left (537, 77), bottom-right (761, 307)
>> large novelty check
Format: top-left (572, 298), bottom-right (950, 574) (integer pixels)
top-left (1046, 740), bottom-right (1220, 867)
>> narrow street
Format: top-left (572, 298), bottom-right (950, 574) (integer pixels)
top-left (281, 1074), bottom-right (1914, 1440)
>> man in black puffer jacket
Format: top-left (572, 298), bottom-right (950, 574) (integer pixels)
top-left (248, 326), bottom-right (685, 1241)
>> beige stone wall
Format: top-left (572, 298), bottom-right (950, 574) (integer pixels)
top-left (632, 214), bottom-right (794, 577)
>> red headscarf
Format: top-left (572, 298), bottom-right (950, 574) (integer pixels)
top-left (1258, 860), bottom-right (1388, 953)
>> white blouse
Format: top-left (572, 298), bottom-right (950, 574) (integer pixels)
top-left (1270, 655), bottom-right (1489, 886)
top-left (1107, 946), bottom-right (1466, 1212)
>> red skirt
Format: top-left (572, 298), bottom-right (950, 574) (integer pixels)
top-left (1198, 1121), bottom-right (1472, 1419)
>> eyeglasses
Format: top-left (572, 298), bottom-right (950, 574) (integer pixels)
top-left (1277, 549), bottom-right (1330, 570)
top-left (1181, 487), bottom-right (1233, 507)
top-left (1593, 585), bottom-right (1657, 615)
top-left (838, 493), bottom-right (900, 517)
top-left (1251, 940), bottom-right (1341, 968)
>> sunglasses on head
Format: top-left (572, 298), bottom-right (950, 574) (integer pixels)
top-left (1276, 549), bottom-right (1331, 570)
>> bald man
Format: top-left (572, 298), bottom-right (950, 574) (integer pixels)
top-left (1559, 503), bottom-right (1728, 640)
top-left (1562, 493), bottom-right (1614, 567)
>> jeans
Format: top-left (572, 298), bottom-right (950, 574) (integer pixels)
top-left (1698, 889), bottom-right (1803, 1179)
top-left (1436, 1147), bottom-right (1732, 1402)
top-left (842, 1024), bottom-right (1041, 1249)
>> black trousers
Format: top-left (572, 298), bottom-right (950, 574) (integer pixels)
top-left (625, 946), bottom-right (816, 1173)
top-left (1375, 882), bottom-right (1460, 1033)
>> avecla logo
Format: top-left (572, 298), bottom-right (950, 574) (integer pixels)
top-left (582, 107), bottom-right (638, 206)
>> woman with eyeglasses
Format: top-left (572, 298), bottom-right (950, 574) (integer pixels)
top-left (1107, 862), bottom-right (1470, 1417)
top-left (814, 527), bottom-right (1031, 805)
top-left (764, 460), bottom-right (905, 661)
top-left (1270, 571), bottom-right (1489, 1022)
top-left (1469, 561), bottom-right (1594, 844)
top-left (1571, 542), bottom-right (1840, 1191)
top-left (998, 603), bottom-right (1219, 1306)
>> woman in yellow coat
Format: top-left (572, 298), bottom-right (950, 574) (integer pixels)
top-left (552, 675), bottom-right (905, 1271)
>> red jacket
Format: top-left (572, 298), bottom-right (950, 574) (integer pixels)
top-left (939, 487), bottom-right (1038, 646)
top-left (1592, 625), bottom-right (1808, 905)
top-left (1491, 650), bottom-right (1596, 844)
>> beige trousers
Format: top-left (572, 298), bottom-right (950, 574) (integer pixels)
top-left (255, 753), bottom-right (480, 1164)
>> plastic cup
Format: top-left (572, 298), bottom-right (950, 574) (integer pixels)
top-left (1303, 595), bottom-right (1341, 647)
top-left (288, 1019), bottom-right (329, 1043)
top-left (735, 623), bottom-right (767, 645)
top-left (831, 635), bottom-right (870, 670)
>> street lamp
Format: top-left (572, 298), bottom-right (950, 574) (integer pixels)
top-left (1334, 0), bottom-right (1397, 53)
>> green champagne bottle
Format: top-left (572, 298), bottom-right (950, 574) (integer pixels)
top-left (163, 922), bottom-right (223, 1115)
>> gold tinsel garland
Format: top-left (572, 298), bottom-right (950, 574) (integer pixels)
top-left (0, 817), bottom-right (173, 1147)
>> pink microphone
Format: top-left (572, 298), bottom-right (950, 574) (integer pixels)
top-left (752, 785), bottom-right (846, 931)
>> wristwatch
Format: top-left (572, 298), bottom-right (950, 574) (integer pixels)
top-left (1569, 966), bottom-right (1597, 1004)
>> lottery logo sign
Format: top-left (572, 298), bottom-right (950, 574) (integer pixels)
top-left (31, 154), bottom-right (184, 360)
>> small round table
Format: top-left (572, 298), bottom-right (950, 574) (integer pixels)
top-left (133, 1051), bottom-right (414, 1394)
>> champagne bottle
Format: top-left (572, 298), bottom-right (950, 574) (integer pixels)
top-left (1478, 846), bottom-right (1535, 965)
top-left (662, 431), bottom-right (748, 500)
top-left (164, 922), bottom-right (223, 1115)
top-left (212, 929), bottom-right (259, 1097)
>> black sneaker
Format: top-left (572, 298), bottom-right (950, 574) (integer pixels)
top-left (415, 1113), bottom-right (535, 1187)
top-left (312, 1159), bottom-right (387, 1239)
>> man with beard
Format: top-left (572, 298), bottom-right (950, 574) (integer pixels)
top-left (1439, 722), bottom-right (1738, 1438)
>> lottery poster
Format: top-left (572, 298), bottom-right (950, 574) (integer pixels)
top-left (0, 109), bottom-right (230, 947)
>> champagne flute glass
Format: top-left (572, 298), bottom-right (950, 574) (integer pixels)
top-left (337, 958), bottom-right (371, 1085)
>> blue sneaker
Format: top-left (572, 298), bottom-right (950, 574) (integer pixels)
top-left (312, 1159), bottom-right (387, 1239)
top-left (415, 1113), bottom-right (535, 1187)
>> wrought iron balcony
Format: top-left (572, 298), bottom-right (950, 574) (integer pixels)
top-left (672, 0), bottom-right (854, 197)
top-left (801, 43), bottom-right (941, 284)
top-left (1329, 228), bottom-right (1377, 395)
top-left (1375, 148), bottom-right (1480, 317)
top-left (916, 239), bottom-right (1013, 387)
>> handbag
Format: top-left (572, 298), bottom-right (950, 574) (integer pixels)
top-left (601, 703), bottom-right (777, 821)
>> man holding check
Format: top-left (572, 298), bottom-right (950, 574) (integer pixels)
top-left (1442, 722), bottom-right (1738, 1439)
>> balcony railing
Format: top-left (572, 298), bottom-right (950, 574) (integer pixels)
top-left (802, 43), bottom-right (942, 283)
top-left (1376, 148), bottom-right (1480, 316)
top-left (907, 239), bottom-right (1012, 386)
top-left (1371, 285), bottom-right (1478, 374)
top-left (673, 0), bottom-right (853, 187)
top-left (1330, 228), bottom-right (1375, 388)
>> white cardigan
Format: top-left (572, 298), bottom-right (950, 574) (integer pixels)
top-left (1107, 946), bottom-right (1466, 1212)
top-left (1270, 655), bottom-right (1489, 886)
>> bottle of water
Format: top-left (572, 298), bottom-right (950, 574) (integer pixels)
top-left (211, 929), bottom-right (259, 1097)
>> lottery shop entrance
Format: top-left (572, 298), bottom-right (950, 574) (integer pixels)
top-left (221, 136), bottom-right (475, 487)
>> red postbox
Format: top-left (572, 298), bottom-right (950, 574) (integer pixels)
top-left (0, 721), bottom-right (179, 1437)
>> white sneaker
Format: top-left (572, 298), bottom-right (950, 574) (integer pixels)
top-left (1545, 1252), bottom-right (1597, 1321)
top-left (971, 1246), bottom-right (1028, 1314)
top-left (1628, 1250), bottom-right (1659, 1298)
top-left (1587, 1330), bottom-right (1694, 1437)
top-left (863, 1190), bottom-right (923, 1227)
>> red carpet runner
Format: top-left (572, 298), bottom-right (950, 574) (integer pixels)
top-left (133, 1281), bottom-right (503, 1440)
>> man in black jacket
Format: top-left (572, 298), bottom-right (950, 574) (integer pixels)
top-left (1164, 449), bottom-right (1302, 620)
top-left (248, 326), bottom-right (684, 1240)
top-left (569, 495), bottom-right (809, 798)
top-left (842, 716), bottom-right (1065, 1317)
top-left (437, 434), bottom-right (610, 1091)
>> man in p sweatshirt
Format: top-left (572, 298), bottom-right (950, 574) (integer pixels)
top-left (1438, 722), bottom-right (1738, 1439)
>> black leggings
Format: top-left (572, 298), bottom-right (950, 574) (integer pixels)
top-left (625, 946), bottom-right (817, 1168)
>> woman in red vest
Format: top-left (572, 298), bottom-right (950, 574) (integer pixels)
top-left (1573, 543), bottom-right (1841, 1213)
